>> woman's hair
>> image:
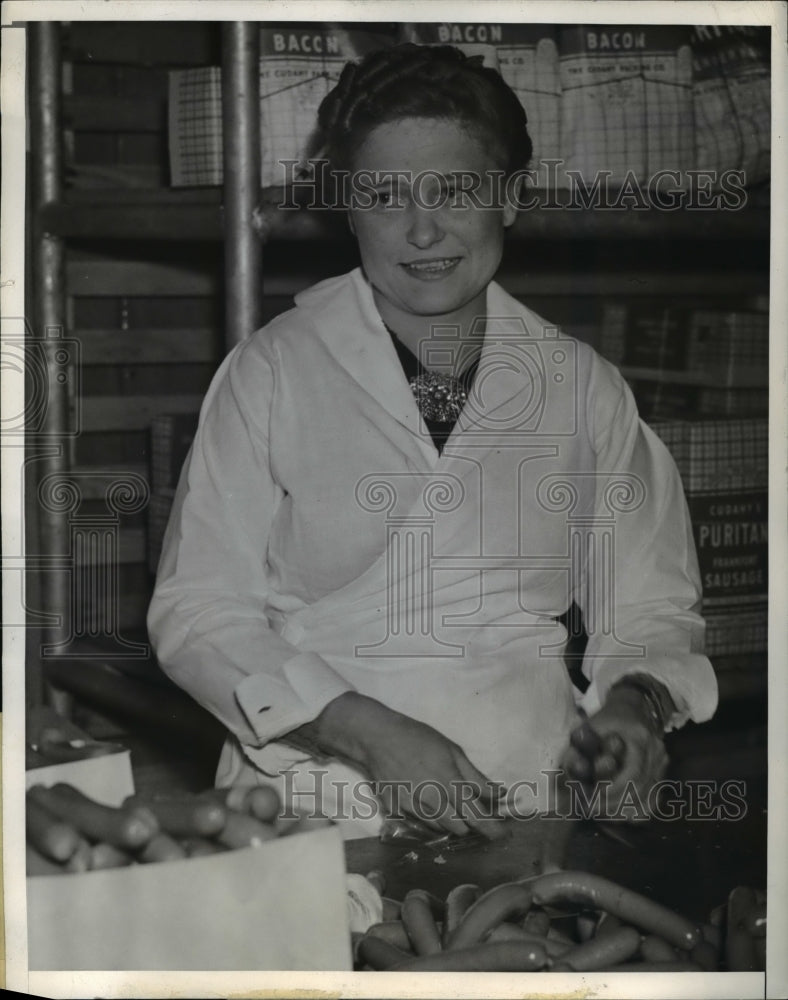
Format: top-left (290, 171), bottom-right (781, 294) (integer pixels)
top-left (313, 43), bottom-right (533, 175)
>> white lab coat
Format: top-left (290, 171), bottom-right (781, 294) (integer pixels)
top-left (148, 268), bottom-right (717, 837)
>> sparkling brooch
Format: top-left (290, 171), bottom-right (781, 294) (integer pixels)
top-left (408, 371), bottom-right (468, 423)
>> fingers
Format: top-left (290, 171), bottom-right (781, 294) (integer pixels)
top-left (449, 751), bottom-right (508, 839)
top-left (603, 732), bottom-right (626, 763)
top-left (570, 718), bottom-right (604, 758)
top-left (593, 752), bottom-right (620, 781)
top-left (563, 745), bottom-right (594, 782)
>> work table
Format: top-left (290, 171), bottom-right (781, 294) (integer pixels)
top-left (345, 791), bottom-right (767, 923)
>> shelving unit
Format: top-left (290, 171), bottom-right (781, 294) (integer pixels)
top-left (38, 183), bottom-right (770, 244)
top-left (27, 19), bottom-right (770, 735)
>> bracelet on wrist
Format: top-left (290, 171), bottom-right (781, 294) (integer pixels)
top-left (610, 676), bottom-right (671, 734)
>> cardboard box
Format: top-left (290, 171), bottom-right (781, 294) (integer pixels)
top-left (26, 707), bottom-right (135, 807)
top-left (25, 748), bottom-right (135, 808)
top-left (649, 417), bottom-right (768, 493)
top-left (27, 826), bottom-right (352, 971)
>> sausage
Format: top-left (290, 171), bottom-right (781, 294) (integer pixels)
top-left (180, 837), bottom-right (226, 858)
top-left (570, 960), bottom-right (702, 972)
top-left (594, 911), bottom-right (623, 940)
top-left (530, 871), bottom-right (702, 951)
top-left (448, 883), bottom-right (533, 950)
top-left (746, 900), bottom-right (767, 938)
top-left (26, 794), bottom-right (85, 862)
top-left (392, 940), bottom-right (547, 972)
top-left (366, 921), bottom-right (413, 952)
top-left (401, 890), bottom-right (442, 955)
top-left (576, 913), bottom-right (597, 943)
top-left (558, 926), bottom-right (641, 971)
top-left (124, 795), bottom-right (227, 838)
top-left (216, 810), bottom-right (279, 849)
top-left (244, 786), bottom-right (281, 824)
top-left (570, 719), bottom-right (604, 757)
top-left (89, 843), bottom-right (134, 870)
top-left (689, 939), bottom-right (718, 971)
top-left (486, 923), bottom-right (571, 958)
top-left (382, 897), bottom-right (402, 922)
top-left (701, 922), bottom-right (722, 952)
top-left (486, 921), bottom-right (531, 943)
top-left (726, 886), bottom-right (758, 972)
top-left (358, 935), bottom-right (412, 970)
top-left (709, 902), bottom-right (727, 927)
top-left (27, 844), bottom-right (65, 876)
top-left (279, 814), bottom-right (334, 837)
top-left (640, 934), bottom-right (678, 963)
top-left (593, 752), bottom-right (621, 781)
top-left (201, 784), bottom-right (281, 824)
top-left (603, 732), bottom-right (626, 763)
top-left (64, 839), bottom-right (92, 873)
top-left (545, 923), bottom-right (576, 948)
top-left (523, 908), bottom-right (551, 937)
top-left (214, 786), bottom-right (251, 813)
top-left (29, 784), bottom-right (159, 850)
top-left (442, 884), bottom-right (482, 946)
top-left (138, 832), bottom-right (188, 864)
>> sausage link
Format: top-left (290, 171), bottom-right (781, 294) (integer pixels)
top-left (640, 934), bottom-right (678, 963)
top-left (217, 810), bottom-right (279, 849)
top-left (559, 926), bottom-right (641, 971)
top-left (124, 795), bottom-right (227, 838)
top-left (690, 939), bottom-right (718, 971)
top-left (594, 911), bottom-right (623, 940)
top-left (392, 940), bottom-right (547, 972)
top-left (523, 908), bottom-right (551, 937)
top-left (26, 794), bottom-right (84, 862)
top-left (180, 837), bottom-right (226, 857)
top-left (401, 890), bottom-right (442, 955)
top-left (358, 935), bottom-right (411, 970)
top-left (448, 883), bottom-right (533, 950)
top-left (726, 886), bottom-right (758, 972)
top-left (27, 844), bottom-right (65, 876)
top-left (89, 842), bottom-right (134, 870)
top-left (138, 832), bottom-right (188, 863)
top-left (570, 960), bottom-right (702, 972)
top-left (366, 921), bottom-right (413, 952)
top-left (442, 884), bottom-right (482, 946)
top-left (701, 922), bottom-right (722, 952)
top-left (244, 786), bottom-right (281, 823)
top-left (530, 871), bottom-right (702, 951)
top-left (63, 839), bottom-right (92, 873)
top-left (487, 923), bottom-right (571, 958)
top-left (30, 784), bottom-right (159, 850)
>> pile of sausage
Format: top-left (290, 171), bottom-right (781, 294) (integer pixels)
top-left (26, 783), bottom-right (327, 874)
top-left (355, 871), bottom-right (767, 972)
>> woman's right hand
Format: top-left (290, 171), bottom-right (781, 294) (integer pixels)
top-left (293, 692), bottom-right (507, 839)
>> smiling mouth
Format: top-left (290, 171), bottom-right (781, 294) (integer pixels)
top-left (401, 257), bottom-right (462, 276)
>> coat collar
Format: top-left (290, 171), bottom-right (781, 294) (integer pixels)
top-left (295, 268), bottom-right (545, 460)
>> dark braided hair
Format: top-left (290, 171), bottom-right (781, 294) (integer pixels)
top-left (313, 43), bottom-right (533, 175)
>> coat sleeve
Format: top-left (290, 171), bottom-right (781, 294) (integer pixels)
top-left (576, 354), bottom-right (718, 730)
top-left (147, 335), bottom-right (354, 748)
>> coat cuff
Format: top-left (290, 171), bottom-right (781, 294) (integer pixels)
top-left (235, 652), bottom-right (355, 745)
top-left (580, 653), bottom-right (719, 732)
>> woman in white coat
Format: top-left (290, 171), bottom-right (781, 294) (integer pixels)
top-left (148, 44), bottom-right (717, 840)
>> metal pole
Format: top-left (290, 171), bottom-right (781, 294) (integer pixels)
top-left (29, 21), bottom-right (70, 705)
top-left (222, 22), bottom-right (262, 349)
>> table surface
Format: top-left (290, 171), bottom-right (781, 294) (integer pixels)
top-left (345, 784), bottom-right (767, 924)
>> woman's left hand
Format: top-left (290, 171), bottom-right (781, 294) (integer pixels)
top-left (560, 692), bottom-right (668, 820)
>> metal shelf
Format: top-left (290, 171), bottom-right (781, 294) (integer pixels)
top-left (39, 185), bottom-right (770, 243)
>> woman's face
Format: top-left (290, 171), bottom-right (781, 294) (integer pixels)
top-left (347, 117), bottom-right (517, 329)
